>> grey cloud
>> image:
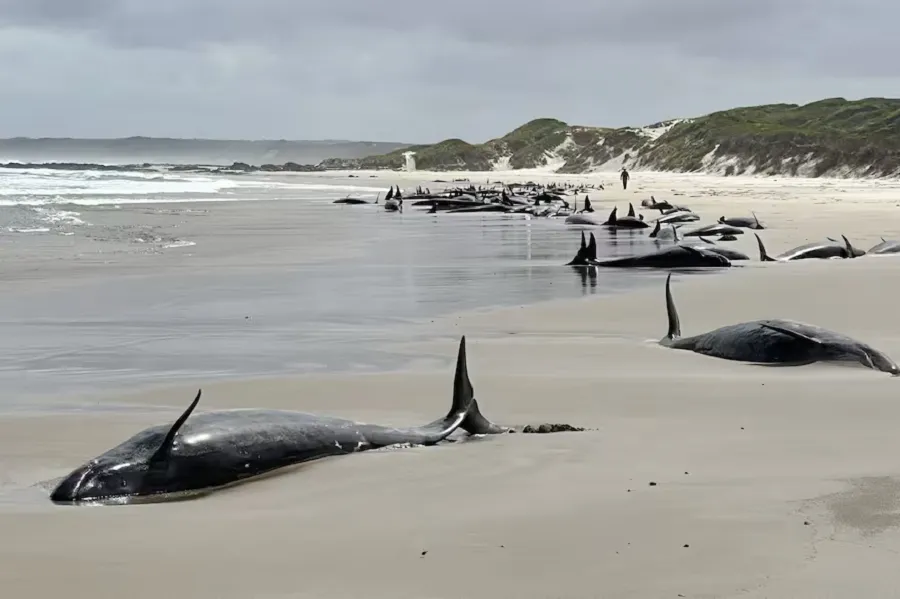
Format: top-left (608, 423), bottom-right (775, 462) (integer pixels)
top-left (0, 0), bottom-right (896, 141)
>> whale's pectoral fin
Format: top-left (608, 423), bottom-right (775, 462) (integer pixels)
top-left (759, 324), bottom-right (823, 345)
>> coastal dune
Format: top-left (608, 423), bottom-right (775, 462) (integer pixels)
top-left (2, 171), bottom-right (900, 598)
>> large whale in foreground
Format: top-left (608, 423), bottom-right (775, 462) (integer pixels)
top-left (50, 336), bottom-right (508, 506)
top-left (659, 273), bottom-right (899, 375)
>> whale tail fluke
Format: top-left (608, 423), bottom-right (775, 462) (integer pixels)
top-left (660, 273), bottom-right (682, 345)
top-left (754, 233), bottom-right (775, 261)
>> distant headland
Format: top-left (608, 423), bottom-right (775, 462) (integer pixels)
top-left (2, 97), bottom-right (898, 178)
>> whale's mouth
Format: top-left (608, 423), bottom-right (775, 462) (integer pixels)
top-left (50, 487), bottom-right (214, 506)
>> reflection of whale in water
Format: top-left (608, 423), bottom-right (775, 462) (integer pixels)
top-left (50, 337), bottom-right (515, 506)
top-left (659, 273), bottom-right (899, 375)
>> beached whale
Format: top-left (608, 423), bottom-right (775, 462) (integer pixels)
top-left (49, 336), bottom-right (508, 506)
top-left (681, 223), bottom-right (745, 237)
top-left (603, 207), bottom-right (649, 230)
top-left (867, 237), bottom-right (900, 255)
top-left (755, 233), bottom-right (860, 261)
top-left (659, 273), bottom-right (899, 375)
top-left (718, 213), bottom-right (764, 229)
top-left (641, 196), bottom-right (689, 212)
top-left (567, 232), bottom-right (731, 268)
top-left (656, 211), bottom-right (700, 225)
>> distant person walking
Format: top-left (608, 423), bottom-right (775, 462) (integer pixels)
top-left (620, 167), bottom-right (630, 190)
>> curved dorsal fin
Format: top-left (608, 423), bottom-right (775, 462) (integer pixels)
top-left (150, 390), bottom-right (201, 464)
top-left (663, 273), bottom-right (681, 341)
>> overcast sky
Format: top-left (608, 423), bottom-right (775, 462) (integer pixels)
top-left (0, 0), bottom-right (896, 142)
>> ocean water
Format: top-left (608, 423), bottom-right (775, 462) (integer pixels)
top-left (0, 166), bottom-right (714, 411)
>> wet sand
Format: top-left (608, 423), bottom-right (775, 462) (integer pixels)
top-left (2, 170), bottom-right (900, 598)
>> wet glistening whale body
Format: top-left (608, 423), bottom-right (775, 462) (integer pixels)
top-left (50, 336), bottom-right (507, 505)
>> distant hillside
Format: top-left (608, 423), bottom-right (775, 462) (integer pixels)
top-left (0, 137), bottom-right (411, 166)
top-left (320, 98), bottom-right (900, 178)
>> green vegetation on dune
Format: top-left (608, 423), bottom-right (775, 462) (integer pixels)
top-left (319, 97), bottom-right (900, 178)
top-left (637, 97), bottom-right (900, 176)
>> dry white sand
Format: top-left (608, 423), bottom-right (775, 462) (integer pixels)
top-left (3, 170), bottom-right (900, 598)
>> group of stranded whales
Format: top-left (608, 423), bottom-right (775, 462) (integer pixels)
top-left (50, 185), bottom-right (900, 507)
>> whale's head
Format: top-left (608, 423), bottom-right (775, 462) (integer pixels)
top-left (858, 346), bottom-right (900, 377)
top-left (50, 390), bottom-right (204, 505)
top-left (50, 453), bottom-right (160, 505)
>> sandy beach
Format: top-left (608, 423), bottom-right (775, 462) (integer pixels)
top-left (2, 169), bottom-right (900, 598)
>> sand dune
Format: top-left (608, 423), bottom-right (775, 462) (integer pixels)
top-left (2, 170), bottom-right (900, 598)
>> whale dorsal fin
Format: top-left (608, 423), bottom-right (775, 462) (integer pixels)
top-left (672, 225), bottom-right (679, 242)
top-left (841, 235), bottom-right (858, 258)
top-left (752, 211), bottom-right (761, 228)
top-left (605, 206), bottom-right (617, 225)
top-left (449, 336), bottom-right (474, 417)
top-left (150, 389), bottom-right (201, 463)
top-left (754, 233), bottom-right (774, 261)
top-left (588, 233), bottom-right (597, 261)
top-left (662, 273), bottom-right (681, 342)
top-left (650, 220), bottom-right (660, 238)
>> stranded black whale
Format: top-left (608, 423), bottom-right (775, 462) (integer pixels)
top-left (49, 336), bottom-right (509, 506)
top-left (567, 232), bottom-right (732, 268)
top-left (659, 273), bottom-right (899, 375)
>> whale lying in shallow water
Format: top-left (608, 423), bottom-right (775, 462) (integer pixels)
top-left (659, 273), bottom-right (899, 375)
top-left (567, 232), bottom-right (732, 268)
top-left (50, 336), bottom-right (510, 506)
